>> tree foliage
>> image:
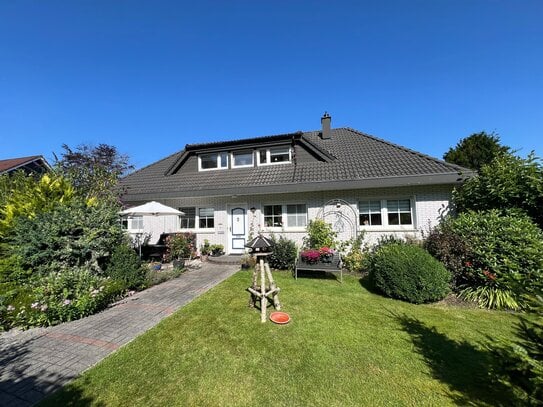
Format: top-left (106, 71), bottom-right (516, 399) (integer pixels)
top-left (444, 132), bottom-right (509, 172)
top-left (55, 143), bottom-right (134, 201)
top-left (453, 152), bottom-right (543, 228)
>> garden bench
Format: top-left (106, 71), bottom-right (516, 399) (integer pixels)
top-left (294, 252), bottom-right (343, 283)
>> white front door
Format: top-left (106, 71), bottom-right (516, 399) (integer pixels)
top-left (228, 205), bottom-right (247, 254)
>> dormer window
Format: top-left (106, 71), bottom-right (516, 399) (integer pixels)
top-left (257, 146), bottom-right (291, 166)
top-left (231, 151), bottom-right (254, 168)
top-left (199, 152), bottom-right (228, 171)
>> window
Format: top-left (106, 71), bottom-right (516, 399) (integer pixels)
top-left (257, 146), bottom-right (291, 165)
top-left (359, 201), bottom-right (382, 226)
top-left (264, 205), bottom-right (283, 227)
top-left (179, 207), bottom-right (196, 229)
top-left (199, 152), bottom-right (228, 170)
top-left (359, 199), bottom-right (413, 227)
top-left (231, 151), bottom-right (254, 168)
top-left (286, 204), bottom-right (307, 227)
top-left (387, 199), bottom-right (412, 225)
top-left (198, 208), bottom-right (215, 229)
top-left (129, 216), bottom-right (143, 230)
top-left (270, 147), bottom-right (290, 163)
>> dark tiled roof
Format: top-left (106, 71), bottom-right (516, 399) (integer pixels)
top-left (120, 128), bottom-right (472, 200)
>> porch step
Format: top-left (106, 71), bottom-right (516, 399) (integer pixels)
top-left (207, 254), bottom-right (243, 266)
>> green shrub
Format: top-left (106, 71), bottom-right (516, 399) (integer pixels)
top-left (303, 219), bottom-right (337, 249)
top-left (368, 243), bottom-right (451, 304)
top-left (340, 233), bottom-right (366, 273)
top-left (268, 235), bottom-right (298, 270)
top-left (453, 152), bottom-right (543, 228)
top-left (2, 269), bottom-right (124, 329)
top-left (489, 292), bottom-right (543, 404)
top-left (438, 210), bottom-right (543, 310)
top-left (106, 243), bottom-right (148, 290)
top-left (8, 199), bottom-right (124, 276)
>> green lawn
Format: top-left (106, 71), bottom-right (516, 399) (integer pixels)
top-left (41, 271), bottom-right (519, 406)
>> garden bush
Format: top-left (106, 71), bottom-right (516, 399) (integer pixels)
top-left (303, 219), bottom-right (337, 249)
top-left (435, 210), bottom-right (543, 310)
top-left (368, 242), bottom-right (451, 304)
top-left (340, 233), bottom-right (366, 273)
top-left (424, 227), bottom-right (473, 289)
top-left (163, 232), bottom-right (196, 262)
top-left (1, 269), bottom-right (124, 329)
top-left (106, 243), bottom-right (148, 290)
top-left (268, 235), bottom-right (297, 270)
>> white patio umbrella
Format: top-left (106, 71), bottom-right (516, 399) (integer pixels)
top-left (120, 201), bottom-right (184, 217)
top-left (120, 201), bottom-right (184, 257)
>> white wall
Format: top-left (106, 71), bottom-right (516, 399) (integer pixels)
top-left (131, 184), bottom-right (452, 253)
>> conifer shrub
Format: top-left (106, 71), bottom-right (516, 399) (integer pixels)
top-left (368, 242), bottom-right (451, 304)
top-left (268, 235), bottom-right (297, 270)
top-left (106, 243), bottom-right (148, 290)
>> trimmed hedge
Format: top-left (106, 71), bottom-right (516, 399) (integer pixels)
top-left (368, 243), bottom-right (451, 304)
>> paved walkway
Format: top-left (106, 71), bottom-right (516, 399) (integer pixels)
top-left (0, 262), bottom-right (239, 407)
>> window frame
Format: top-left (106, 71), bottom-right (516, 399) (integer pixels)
top-left (263, 204), bottom-right (283, 228)
top-left (198, 207), bottom-right (215, 229)
top-left (231, 150), bottom-right (254, 168)
top-left (179, 207), bottom-right (196, 229)
top-left (262, 203), bottom-right (307, 230)
top-left (286, 204), bottom-right (307, 228)
top-left (198, 152), bottom-right (229, 171)
top-left (128, 216), bottom-right (144, 230)
top-left (358, 198), bottom-right (415, 229)
top-left (256, 146), bottom-right (292, 166)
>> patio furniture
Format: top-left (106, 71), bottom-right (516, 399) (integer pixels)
top-left (294, 252), bottom-right (343, 283)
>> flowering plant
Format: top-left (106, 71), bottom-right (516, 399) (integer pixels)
top-left (318, 246), bottom-right (334, 257)
top-left (300, 249), bottom-right (321, 264)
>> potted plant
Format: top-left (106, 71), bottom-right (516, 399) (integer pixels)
top-left (210, 244), bottom-right (224, 256)
top-left (200, 239), bottom-right (211, 261)
top-left (240, 254), bottom-right (256, 269)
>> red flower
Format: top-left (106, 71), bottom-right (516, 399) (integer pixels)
top-left (465, 261), bottom-right (472, 268)
top-left (482, 270), bottom-right (497, 281)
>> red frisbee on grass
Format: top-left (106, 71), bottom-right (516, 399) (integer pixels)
top-left (270, 311), bottom-right (291, 324)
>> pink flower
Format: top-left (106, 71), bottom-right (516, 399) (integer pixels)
top-left (31, 302), bottom-right (40, 309)
top-left (465, 261), bottom-right (472, 267)
top-left (63, 299), bottom-right (72, 306)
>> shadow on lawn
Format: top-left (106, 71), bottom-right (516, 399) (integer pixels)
top-left (0, 334), bottom-right (103, 407)
top-left (393, 313), bottom-right (516, 406)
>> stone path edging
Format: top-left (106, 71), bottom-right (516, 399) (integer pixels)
top-left (0, 262), bottom-right (239, 407)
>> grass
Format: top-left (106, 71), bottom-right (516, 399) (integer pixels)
top-left (41, 270), bottom-right (520, 406)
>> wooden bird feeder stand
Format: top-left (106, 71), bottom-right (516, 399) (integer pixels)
top-left (245, 235), bottom-right (281, 323)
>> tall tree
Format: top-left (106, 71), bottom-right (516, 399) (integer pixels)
top-left (444, 132), bottom-right (510, 172)
top-left (55, 143), bottom-right (134, 202)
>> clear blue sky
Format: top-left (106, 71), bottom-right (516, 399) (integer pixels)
top-left (1, 1), bottom-right (542, 170)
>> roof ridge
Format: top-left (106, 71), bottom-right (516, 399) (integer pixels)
top-left (185, 131), bottom-right (303, 150)
top-left (342, 127), bottom-right (470, 173)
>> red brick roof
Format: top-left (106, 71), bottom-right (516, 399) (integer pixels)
top-left (0, 156), bottom-right (48, 173)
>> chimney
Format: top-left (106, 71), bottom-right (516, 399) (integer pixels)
top-left (321, 112), bottom-right (331, 139)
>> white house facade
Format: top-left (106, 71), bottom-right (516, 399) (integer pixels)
top-left (120, 114), bottom-right (471, 254)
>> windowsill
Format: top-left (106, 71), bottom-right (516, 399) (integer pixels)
top-left (261, 227), bottom-right (306, 233)
top-left (257, 161), bottom-right (291, 167)
top-left (359, 225), bottom-right (417, 232)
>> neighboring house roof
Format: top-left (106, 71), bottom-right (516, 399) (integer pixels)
top-left (121, 127), bottom-right (473, 201)
top-left (0, 155), bottom-right (51, 175)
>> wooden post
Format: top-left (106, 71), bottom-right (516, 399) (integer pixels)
top-left (264, 262), bottom-right (281, 310)
top-left (259, 257), bottom-right (267, 323)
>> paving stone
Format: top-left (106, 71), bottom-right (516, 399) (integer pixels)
top-left (0, 262), bottom-right (238, 406)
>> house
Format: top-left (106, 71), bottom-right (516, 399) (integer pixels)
top-left (0, 155), bottom-right (51, 176)
top-left (120, 114), bottom-right (472, 254)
